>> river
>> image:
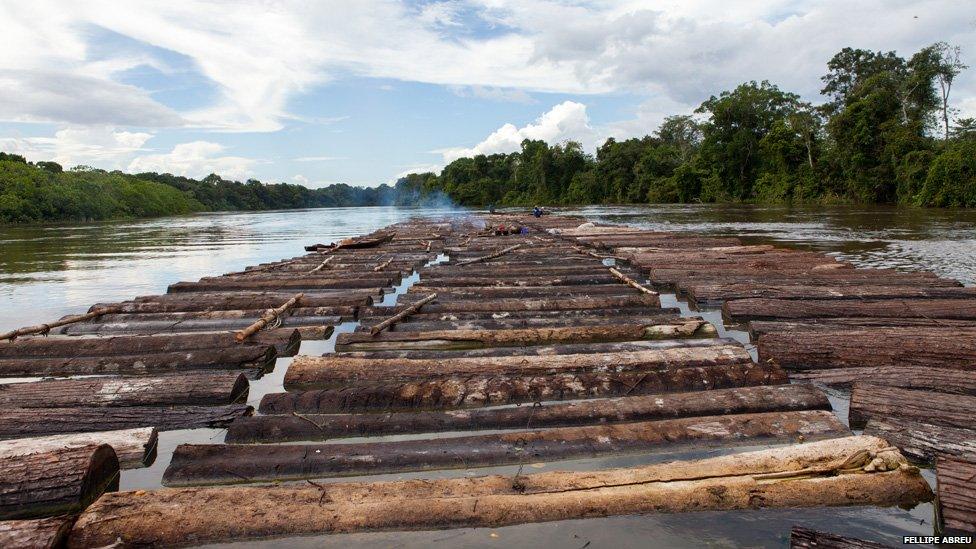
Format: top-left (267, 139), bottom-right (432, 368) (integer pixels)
top-left (2, 204), bottom-right (974, 547)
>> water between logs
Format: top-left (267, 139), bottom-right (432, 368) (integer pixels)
top-left (2, 204), bottom-right (974, 547)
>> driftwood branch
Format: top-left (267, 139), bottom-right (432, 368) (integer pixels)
top-left (372, 258), bottom-right (393, 272)
top-left (609, 267), bottom-right (658, 296)
top-left (235, 294), bottom-right (303, 342)
top-left (0, 306), bottom-right (120, 341)
top-left (369, 293), bottom-right (437, 335)
top-left (308, 257), bottom-right (334, 273)
top-left (457, 244), bottom-right (521, 266)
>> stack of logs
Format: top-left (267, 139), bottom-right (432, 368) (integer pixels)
top-left (53, 215), bottom-right (935, 546)
top-left (0, 225), bottom-right (442, 547)
top-left (570, 220), bottom-right (976, 537)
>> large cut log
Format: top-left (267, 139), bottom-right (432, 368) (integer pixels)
top-left (864, 418), bottom-right (976, 465)
top-left (0, 405), bottom-right (252, 439)
top-left (790, 527), bottom-right (895, 549)
top-left (99, 306), bottom-right (351, 321)
top-left (849, 384), bottom-right (976, 430)
top-left (405, 285), bottom-right (644, 300)
top-left (0, 329), bottom-right (300, 358)
top-left (725, 298), bottom-right (976, 322)
top-left (69, 435), bottom-right (933, 547)
top-left (57, 316), bottom-right (337, 336)
top-left (0, 345), bottom-right (276, 377)
top-left (100, 299), bottom-right (363, 315)
top-left (0, 445), bottom-right (119, 519)
top-left (357, 306), bottom-right (660, 322)
top-left (748, 318), bottom-right (976, 338)
top-left (421, 265), bottom-right (613, 278)
top-left (164, 410), bottom-right (847, 486)
top-left (379, 314), bottom-right (681, 332)
top-left (936, 454), bottom-right (976, 533)
top-left (758, 328), bottom-right (976, 371)
top-left (687, 283), bottom-right (976, 306)
top-left (167, 277), bottom-right (393, 293)
top-left (385, 295), bottom-right (658, 314)
top-left (230, 384), bottom-right (822, 443)
top-left (336, 338), bottom-right (736, 360)
top-left (412, 274), bottom-right (621, 287)
top-left (0, 516), bottom-right (75, 549)
top-left (286, 344), bottom-right (751, 387)
top-left (789, 366), bottom-right (976, 394)
top-left (665, 271), bottom-right (958, 288)
top-left (335, 320), bottom-right (716, 351)
top-left (0, 372), bottom-right (248, 408)
top-left (0, 428), bottom-right (157, 469)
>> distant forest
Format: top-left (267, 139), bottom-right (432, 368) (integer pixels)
top-left (400, 43), bottom-right (976, 208)
top-left (3, 43), bottom-right (975, 224)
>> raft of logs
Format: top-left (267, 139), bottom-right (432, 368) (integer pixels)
top-left (0, 214), bottom-right (960, 544)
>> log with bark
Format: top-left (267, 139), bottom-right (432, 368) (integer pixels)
top-left (660, 270), bottom-right (957, 288)
top-left (0, 329), bottom-right (300, 358)
top-left (0, 345), bottom-right (276, 377)
top-left (936, 453), bottom-right (976, 533)
top-left (167, 277), bottom-right (394, 293)
top-left (0, 516), bottom-right (75, 549)
top-left (724, 298), bottom-right (976, 322)
top-left (0, 444), bottom-right (118, 519)
top-left (378, 314), bottom-right (686, 333)
top-left (863, 418), bottom-right (976, 465)
top-left (687, 283), bottom-right (976, 306)
top-left (411, 274), bottom-right (621, 287)
top-left (57, 315), bottom-right (337, 336)
top-left (357, 306), bottom-right (661, 323)
top-left (0, 372), bottom-right (248, 408)
top-left (69, 436), bottom-right (933, 547)
top-left (421, 264), bottom-right (613, 278)
top-left (378, 295), bottom-right (659, 314)
top-left (849, 384), bottom-right (976, 431)
top-left (789, 366), bottom-right (976, 395)
top-left (334, 320), bottom-right (716, 351)
top-left (230, 384), bottom-right (823, 443)
top-left (0, 405), bottom-right (252, 439)
top-left (98, 294), bottom-right (369, 313)
top-left (164, 410), bottom-right (847, 486)
top-left (405, 285), bottom-right (644, 300)
top-left (789, 527), bottom-right (895, 549)
top-left (757, 328), bottom-right (976, 371)
top-left (285, 344), bottom-right (751, 387)
top-left (748, 318), bottom-right (976, 338)
top-left (0, 428), bottom-right (157, 469)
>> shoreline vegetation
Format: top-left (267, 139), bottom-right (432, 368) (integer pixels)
top-left (2, 44), bottom-right (974, 225)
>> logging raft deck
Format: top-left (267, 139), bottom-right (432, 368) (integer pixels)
top-left (0, 212), bottom-right (969, 546)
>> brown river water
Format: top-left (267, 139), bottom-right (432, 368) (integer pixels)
top-left (2, 204), bottom-right (974, 548)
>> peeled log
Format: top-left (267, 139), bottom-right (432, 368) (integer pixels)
top-left (335, 320), bottom-right (716, 351)
top-left (936, 454), bottom-right (976, 533)
top-left (0, 444), bottom-right (119, 519)
top-left (0, 329), bottom-right (300, 358)
top-left (0, 428), bottom-right (157, 469)
top-left (164, 410), bottom-right (847, 486)
top-left (231, 384), bottom-right (820, 443)
top-left (69, 436), bottom-right (933, 547)
top-left (0, 345), bottom-right (276, 377)
top-left (790, 527), bottom-right (895, 549)
top-left (724, 298), bottom-right (976, 322)
top-left (757, 328), bottom-right (976, 371)
top-left (864, 418), bottom-right (976, 465)
top-left (0, 372), bottom-right (248, 408)
top-left (849, 384), bottom-right (976, 430)
top-left (0, 405), bottom-right (252, 439)
top-left (285, 344), bottom-right (751, 387)
top-left (0, 516), bottom-right (75, 549)
top-left (789, 366), bottom-right (976, 395)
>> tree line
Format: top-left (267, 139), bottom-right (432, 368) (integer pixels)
top-left (400, 43), bottom-right (976, 208)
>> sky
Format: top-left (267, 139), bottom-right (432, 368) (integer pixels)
top-left (0, 0), bottom-right (974, 188)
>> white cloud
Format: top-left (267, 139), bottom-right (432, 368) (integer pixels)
top-left (294, 156), bottom-right (344, 162)
top-left (292, 174), bottom-right (310, 185)
top-left (1, 127), bottom-right (153, 168)
top-left (448, 85), bottom-right (536, 103)
top-left (439, 101), bottom-right (598, 163)
top-left (393, 164), bottom-right (444, 180)
top-left (127, 141), bottom-right (256, 180)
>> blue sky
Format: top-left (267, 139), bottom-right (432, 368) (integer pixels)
top-left (1, 0), bottom-right (973, 187)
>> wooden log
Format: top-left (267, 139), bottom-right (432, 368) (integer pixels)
top-left (0, 345), bottom-right (276, 377)
top-left (308, 256), bottom-right (334, 273)
top-left (58, 316), bottom-right (337, 336)
top-left (98, 305), bottom-right (351, 322)
top-left (849, 384), bottom-right (976, 430)
top-left (790, 527), bottom-right (895, 549)
top-left (455, 244), bottom-right (522, 266)
top-left (725, 298), bottom-right (976, 322)
top-left (393, 295), bottom-right (658, 313)
top-left (286, 344), bottom-right (751, 387)
top-left (167, 277), bottom-right (393, 293)
top-left (358, 305), bottom-right (660, 322)
top-left (0, 307), bottom-right (120, 341)
top-left (0, 329), bottom-right (300, 358)
top-left (0, 444), bottom-right (119, 519)
top-left (0, 372), bottom-right (248, 408)
top-left (164, 410), bottom-right (848, 486)
top-left (99, 292), bottom-right (371, 312)
top-left (936, 454), bottom-right (976, 533)
top-left (748, 318), bottom-right (976, 338)
top-left (864, 418), bottom-right (976, 465)
top-left (231, 384), bottom-right (822, 443)
top-left (236, 293), bottom-right (304, 342)
top-left (687, 283), bottom-right (976, 306)
top-left (372, 258), bottom-right (394, 272)
top-left (413, 274), bottom-right (621, 287)
top-left (662, 270), bottom-right (957, 288)
top-left (335, 320), bottom-right (715, 351)
top-left (369, 293), bottom-right (437, 335)
top-left (0, 405), bottom-right (252, 439)
top-left (758, 328), bottom-right (976, 371)
top-left (609, 267), bottom-right (658, 295)
top-left (789, 366), bottom-right (976, 395)
top-left (406, 285), bottom-right (644, 300)
top-left (421, 265), bottom-right (611, 278)
top-left (0, 516), bottom-right (75, 549)
top-left (0, 428), bottom-right (157, 469)
top-left (68, 436), bottom-right (934, 547)
top-left (380, 314), bottom-right (682, 332)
